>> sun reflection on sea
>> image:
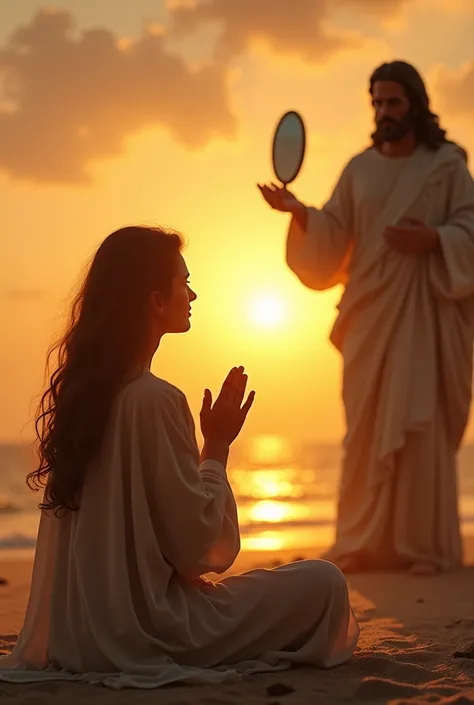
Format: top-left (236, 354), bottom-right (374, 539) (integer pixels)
top-left (232, 468), bottom-right (304, 500)
top-left (242, 533), bottom-right (285, 552)
top-left (250, 500), bottom-right (290, 523)
top-left (231, 435), bottom-right (339, 553)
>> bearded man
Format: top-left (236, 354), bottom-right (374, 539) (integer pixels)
top-left (259, 61), bottom-right (474, 576)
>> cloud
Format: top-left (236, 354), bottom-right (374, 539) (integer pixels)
top-left (168, 0), bottom-right (410, 62)
top-left (434, 62), bottom-right (474, 117)
top-left (339, 0), bottom-right (411, 15)
top-left (169, 0), bottom-right (361, 63)
top-left (0, 2), bottom-right (411, 185)
top-left (0, 7), bottom-right (235, 184)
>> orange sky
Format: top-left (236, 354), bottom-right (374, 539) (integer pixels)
top-left (1, 0), bottom-right (474, 446)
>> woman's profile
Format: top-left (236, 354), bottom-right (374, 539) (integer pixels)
top-left (0, 225), bottom-right (359, 688)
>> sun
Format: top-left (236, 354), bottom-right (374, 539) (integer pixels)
top-left (250, 294), bottom-right (286, 328)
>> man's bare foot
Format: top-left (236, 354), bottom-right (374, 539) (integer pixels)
top-left (409, 561), bottom-right (438, 576)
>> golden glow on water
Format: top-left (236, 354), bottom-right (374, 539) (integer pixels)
top-left (232, 436), bottom-right (342, 552)
top-left (232, 469), bottom-right (304, 499)
top-left (234, 454), bottom-right (474, 553)
top-left (240, 526), bottom-right (336, 553)
top-left (241, 533), bottom-right (285, 552)
top-left (239, 498), bottom-right (334, 526)
top-left (2, 435), bottom-right (474, 560)
top-left (250, 500), bottom-right (291, 523)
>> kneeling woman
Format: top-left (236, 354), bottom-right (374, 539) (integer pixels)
top-left (0, 226), bottom-right (359, 688)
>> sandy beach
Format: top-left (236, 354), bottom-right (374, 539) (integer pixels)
top-left (0, 542), bottom-right (473, 705)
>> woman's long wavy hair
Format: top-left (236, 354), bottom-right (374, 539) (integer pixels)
top-left (27, 225), bottom-right (183, 515)
top-left (369, 60), bottom-right (457, 153)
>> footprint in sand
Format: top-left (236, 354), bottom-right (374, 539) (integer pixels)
top-left (355, 654), bottom-right (436, 687)
top-left (354, 676), bottom-right (462, 701)
top-left (355, 677), bottom-right (423, 700)
top-left (355, 676), bottom-right (466, 701)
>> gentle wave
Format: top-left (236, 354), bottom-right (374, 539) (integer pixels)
top-left (0, 501), bottom-right (22, 514)
top-left (241, 515), bottom-right (474, 533)
top-left (236, 492), bottom-right (336, 503)
top-left (240, 518), bottom-right (335, 533)
top-left (0, 532), bottom-right (37, 550)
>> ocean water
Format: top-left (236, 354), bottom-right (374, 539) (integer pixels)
top-left (1, 436), bottom-right (474, 559)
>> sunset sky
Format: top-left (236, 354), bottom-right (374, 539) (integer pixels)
top-left (2, 0), bottom-right (474, 447)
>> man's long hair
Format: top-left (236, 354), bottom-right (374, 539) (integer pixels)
top-left (369, 61), bottom-right (450, 152)
top-left (27, 225), bottom-right (183, 515)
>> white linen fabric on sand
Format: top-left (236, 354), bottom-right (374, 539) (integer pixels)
top-left (0, 372), bottom-right (359, 688)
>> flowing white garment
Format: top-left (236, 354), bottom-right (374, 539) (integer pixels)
top-left (0, 373), bottom-right (359, 688)
top-left (286, 143), bottom-right (474, 569)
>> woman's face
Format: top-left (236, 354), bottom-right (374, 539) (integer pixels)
top-left (153, 254), bottom-right (197, 334)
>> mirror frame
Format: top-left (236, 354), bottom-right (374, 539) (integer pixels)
top-left (272, 110), bottom-right (306, 186)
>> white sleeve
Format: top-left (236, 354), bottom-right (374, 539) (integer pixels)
top-left (431, 158), bottom-right (474, 300)
top-left (139, 387), bottom-right (240, 577)
top-left (286, 160), bottom-right (354, 290)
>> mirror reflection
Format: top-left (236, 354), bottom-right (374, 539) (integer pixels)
top-left (272, 111), bottom-right (306, 186)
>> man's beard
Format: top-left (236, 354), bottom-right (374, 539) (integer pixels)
top-left (374, 112), bottom-right (413, 143)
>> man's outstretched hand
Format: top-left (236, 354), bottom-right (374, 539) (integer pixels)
top-left (257, 183), bottom-right (303, 214)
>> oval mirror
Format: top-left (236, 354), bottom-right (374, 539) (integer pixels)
top-left (272, 111), bottom-right (306, 186)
